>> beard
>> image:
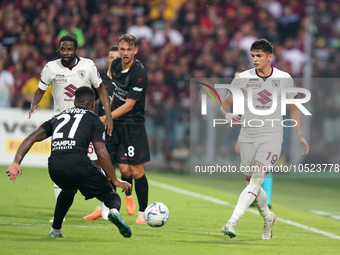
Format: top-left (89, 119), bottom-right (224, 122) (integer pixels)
top-left (61, 55), bottom-right (76, 66)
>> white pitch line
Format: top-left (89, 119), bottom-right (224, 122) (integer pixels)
top-left (149, 180), bottom-right (340, 240)
top-left (0, 222), bottom-right (106, 229)
top-left (310, 210), bottom-right (340, 221)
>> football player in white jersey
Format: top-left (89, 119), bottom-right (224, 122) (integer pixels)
top-left (28, 34), bottom-right (113, 221)
top-left (220, 39), bottom-right (309, 239)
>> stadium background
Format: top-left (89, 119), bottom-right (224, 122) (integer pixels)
top-left (0, 0), bottom-right (339, 172)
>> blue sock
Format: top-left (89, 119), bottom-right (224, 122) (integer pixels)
top-left (262, 172), bottom-right (273, 206)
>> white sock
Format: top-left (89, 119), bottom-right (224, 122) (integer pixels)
top-left (101, 201), bottom-right (110, 220)
top-left (110, 208), bottom-right (119, 215)
top-left (50, 227), bottom-right (61, 234)
top-left (229, 172), bottom-right (265, 224)
top-left (253, 187), bottom-right (271, 222)
top-left (54, 183), bottom-right (61, 200)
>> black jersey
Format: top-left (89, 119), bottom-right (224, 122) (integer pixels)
top-left (98, 70), bottom-right (115, 117)
top-left (41, 107), bottom-right (105, 167)
top-left (110, 58), bottom-right (147, 125)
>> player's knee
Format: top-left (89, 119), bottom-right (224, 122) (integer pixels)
top-left (255, 161), bottom-right (270, 174)
top-left (130, 164), bottom-right (144, 179)
top-left (119, 163), bottom-right (130, 177)
top-left (248, 171), bottom-right (265, 194)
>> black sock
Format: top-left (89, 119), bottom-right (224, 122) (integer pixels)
top-left (52, 190), bottom-right (76, 229)
top-left (102, 191), bottom-right (121, 211)
top-left (135, 175), bottom-right (148, 212)
top-left (121, 175), bottom-right (133, 196)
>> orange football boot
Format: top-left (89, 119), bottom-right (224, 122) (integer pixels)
top-left (125, 196), bottom-right (136, 215)
top-left (135, 211), bottom-right (146, 224)
top-left (83, 206), bottom-right (101, 220)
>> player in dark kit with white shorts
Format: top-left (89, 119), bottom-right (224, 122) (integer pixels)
top-left (101, 34), bottom-right (150, 224)
top-left (6, 87), bottom-right (132, 238)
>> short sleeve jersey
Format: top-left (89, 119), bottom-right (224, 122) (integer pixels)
top-left (231, 67), bottom-right (296, 143)
top-left (98, 70), bottom-right (115, 117)
top-left (110, 58), bottom-right (147, 125)
top-left (41, 107), bottom-right (105, 165)
top-left (38, 57), bottom-right (103, 115)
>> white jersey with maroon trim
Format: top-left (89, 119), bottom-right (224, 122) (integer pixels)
top-left (38, 57), bottom-right (103, 115)
top-left (231, 67), bottom-right (296, 143)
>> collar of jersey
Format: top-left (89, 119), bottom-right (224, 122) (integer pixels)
top-left (121, 68), bottom-right (129, 73)
top-left (255, 66), bottom-right (273, 78)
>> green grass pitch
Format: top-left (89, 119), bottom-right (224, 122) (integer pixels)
top-left (1, 166), bottom-right (340, 255)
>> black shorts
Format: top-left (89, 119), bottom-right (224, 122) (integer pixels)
top-left (116, 144), bottom-right (128, 164)
top-left (106, 123), bottom-right (150, 165)
top-left (49, 161), bottom-right (113, 200)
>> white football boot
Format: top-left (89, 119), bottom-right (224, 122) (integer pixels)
top-left (262, 212), bottom-right (277, 239)
top-left (221, 221), bottom-right (237, 238)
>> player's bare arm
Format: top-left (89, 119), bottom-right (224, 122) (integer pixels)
top-left (288, 104), bottom-right (309, 155)
top-left (29, 88), bottom-right (46, 119)
top-left (220, 94), bottom-right (242, 125)
top-left (100, 98), bottom-right (137, 122)
top-left (96, 85), bottom-right (113, 136)
top-left (93, 141), bottom-right (132, 193)
top-left (6, 127), bottom-right (47, 182)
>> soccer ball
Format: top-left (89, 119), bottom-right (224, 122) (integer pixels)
top-left (144, 202), bottom-right (170, 227)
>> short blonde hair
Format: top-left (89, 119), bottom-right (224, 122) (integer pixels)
top-left (118, 34), bottom-right (137, 47)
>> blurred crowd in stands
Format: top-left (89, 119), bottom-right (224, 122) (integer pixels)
top-left (0, 0), bottom-right (339, 166)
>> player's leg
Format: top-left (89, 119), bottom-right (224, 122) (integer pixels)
top-left (49, 183), bottom-right (64, 223)
top-left (221, 141), bottom-right (263, 238)
top-left (98, 166), bottom-right (111, 220)
top-left (83, 133), bottom-right (120, 221)
top-left (252, 175), bottom-right (271, 223)
top-left (130, 164), bottom-right (148, 223)
top-left (117, 144), bottom-right (135, 214)
top-left (226, 169), bottom-right (267, 232)
top-left (49, 189), bottom-right (77, 238)
top-left (253, 141), bottom-right (280, 239)
top-left (119, 162), bottom-right (135, 215)
top-left (262, 172), bottom-right (273, 208)
top-left (83, 146), bottom-right (105, 220)
top-left (48, 169), bottom-right (76, 238)
top-left (100, 191), bottom-right (131, 238)
top-left (78, 163), bottom-right (131, 238)
top-left (121, 124), bottom-right (150, 223)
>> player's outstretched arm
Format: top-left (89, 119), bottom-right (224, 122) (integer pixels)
top-left (29, 88), bottom-right (46, 119)
top-left (288, 104), bottom-right (309, 155)
top-left (93, 141), bottom-right (132, 193)
top-left (6, 128), bottom-right (47, 182)
top-left (96, 86), bottom-right (113, 136)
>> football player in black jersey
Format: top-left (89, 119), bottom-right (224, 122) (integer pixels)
top-left (6, 87), bottom-right (132, 238)
top-left (100, 34), bottom-right (150, 224)
top-left (84, 45), bottom-right (136, 220)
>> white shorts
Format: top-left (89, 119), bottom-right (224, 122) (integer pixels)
top-left (87, 142), bottom-right (98, 161)
top-left (239, 140), bottom-right (282, 177)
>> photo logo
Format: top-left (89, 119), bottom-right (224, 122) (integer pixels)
top-left (196, 82), bottom-right (222, 115)
top-left (199, 83), bottom-right (311, 116)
